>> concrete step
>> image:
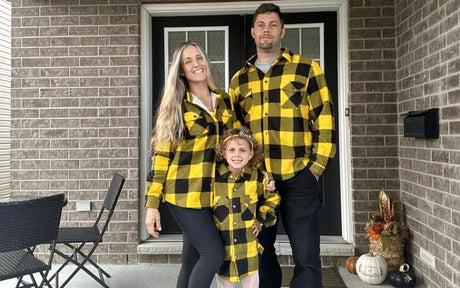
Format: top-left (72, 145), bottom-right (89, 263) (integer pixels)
top-left (137, 235), bottom-right (355, 267)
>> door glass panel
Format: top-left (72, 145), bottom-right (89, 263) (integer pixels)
top-left (301, 28), bottom-right (320, 59)
top-left (188, 31), bottom-right (206, 50)
top-left (165, 27), bottom-right (229, 90)
top-left (283, 28), bottom-right (299, 54)
top-left (207, 31), bottom-right (225, 61)
top-left (168, 31), bottom-right (186, 58)
top-left (283, 24), bottom-right (324, 71)
top-left (211, 63), bottom-right (225, 89)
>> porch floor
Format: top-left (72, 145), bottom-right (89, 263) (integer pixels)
top-left (1, 264), bottom-right (399, 288)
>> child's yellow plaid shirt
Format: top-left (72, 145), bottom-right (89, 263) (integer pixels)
top-left (229, 48), bottom-right (336, 180)
top-left (145, 89), bottom-right (239, 209)
top-left (213, 164), bottom-right (280, 282)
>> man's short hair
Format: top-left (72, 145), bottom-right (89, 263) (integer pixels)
top-left (253, 3), bottom-right (284, 27)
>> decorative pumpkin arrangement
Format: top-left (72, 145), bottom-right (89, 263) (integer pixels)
top-left (365, 190), bottom-right (409, 269)
top-left (345, 256), bottom-right (358, 274)
top-left (388, 263), bottom-right (416, 288)
top-left (356, 253), bottom-right (388, 285)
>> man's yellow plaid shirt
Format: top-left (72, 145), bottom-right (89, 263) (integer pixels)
top-left (229, 48), bottom-right (336, 181)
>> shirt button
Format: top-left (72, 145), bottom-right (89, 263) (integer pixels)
top-left (234, 238), bottom-right (237, 243)
top-left (264, 113), bottom-right (268, 116)
top-left (229, 175), bottom-right (233, 179)
top-left (264, 80), bottom-right (268, 83)
top-left (233, 188), bottom-right (237, 192)
top-left (234, 221), bottom-right (237, 226)
top-left (233, 205), bottom-right (236, 208)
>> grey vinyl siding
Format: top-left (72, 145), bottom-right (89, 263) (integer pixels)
top-left (0, 0), bottom-right (10, 200)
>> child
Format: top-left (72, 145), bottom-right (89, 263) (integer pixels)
top-left (213, 127), bottom-right (280, 288)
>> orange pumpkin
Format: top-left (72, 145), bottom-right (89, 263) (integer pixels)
top-left (345, 256), bottom-right (358, 274)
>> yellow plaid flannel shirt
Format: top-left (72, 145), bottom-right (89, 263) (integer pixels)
top-left (145, 89), bottom-right (239, 209)
top-left (213, 164), bottom-right (280, 282)
top-left (229, 48), bottom-right (336, 181)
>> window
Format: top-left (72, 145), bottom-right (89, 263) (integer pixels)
top-left (164, 27), bottom-right (229, 90)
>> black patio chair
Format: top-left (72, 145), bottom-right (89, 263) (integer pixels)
top-left (49, 173), bottom-right (125, 288)
top-left (0, 193), bottom-right (67, 288)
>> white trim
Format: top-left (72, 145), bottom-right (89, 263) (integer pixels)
top-left (140, 0), bottom-right (352, 243)
top-left (139, 6), bottom-right (152, 241)
top-left (144, 0), bottom-right (344, 16)
top-left (337, 1), bottom-right (353, 244)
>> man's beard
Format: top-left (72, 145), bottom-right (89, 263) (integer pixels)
top-left (258, 41), bottom-right (274, 50)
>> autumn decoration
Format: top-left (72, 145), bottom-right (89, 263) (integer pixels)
top-left (365, 190), bottom-right (408, 269)
top-left (345, 256), bottom-right (358, 274)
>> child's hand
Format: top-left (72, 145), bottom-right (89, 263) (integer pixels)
top-left (251, 222), bottom-right (260, 237)
top-left (266, 179), bottom-right (276, 191)
top-left (261, 170), bottom-right (276, 191)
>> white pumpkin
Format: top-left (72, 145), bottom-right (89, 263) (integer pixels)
top-left (356, 253), bottom-right (388, 284)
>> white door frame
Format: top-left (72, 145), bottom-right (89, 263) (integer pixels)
top-left (139, 0), bottom-right (352, 243)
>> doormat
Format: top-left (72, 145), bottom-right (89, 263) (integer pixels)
top-left (281, 266), bottom-right (346, 288)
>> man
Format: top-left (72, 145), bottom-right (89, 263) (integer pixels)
top-left (228, 3), bottom-right (336, 288)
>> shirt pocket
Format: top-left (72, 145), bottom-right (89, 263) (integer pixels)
top-left (213, 196), bottom-right (229, 223)
top-left (241, 89), bottom-right (254, 115)
top-left (281, 81), bottom-right (307, 109)
top-left (240, 194), bottom-right (257, 221)
top-left (184, 111), bottom-right (209, 136)
top-left (219, 109), bottom-right (234, 130)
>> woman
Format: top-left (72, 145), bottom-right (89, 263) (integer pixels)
top-left (145, 42), bottom-right (239, 288)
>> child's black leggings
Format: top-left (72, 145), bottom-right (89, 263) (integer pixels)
top-left (167, 203), bottom-right (224, 288)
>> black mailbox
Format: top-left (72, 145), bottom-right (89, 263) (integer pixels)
top-left (403, 108), bottom-right (439, 139)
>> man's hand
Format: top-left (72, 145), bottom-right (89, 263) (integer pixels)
top-left (145, 208), bottom-right (162, 238)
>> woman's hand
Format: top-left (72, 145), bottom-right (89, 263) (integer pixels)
top-left (146, 208), bottom-right (162, 238)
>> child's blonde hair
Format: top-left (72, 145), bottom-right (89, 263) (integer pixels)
top-left (216, 127), bottom-right (263, 168)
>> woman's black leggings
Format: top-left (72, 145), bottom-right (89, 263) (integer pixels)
top-left (168, 203), bottom-right (224, 288)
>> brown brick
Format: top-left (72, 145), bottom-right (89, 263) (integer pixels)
top-left (80, 77), bottom-right (110, 87)
top-left (12, 27), bottom-right (39, 37)
top-left (109, 15), bottom-right (138, 25)
top-left (51, 57), bottom-right (79, 67)
top-left (69, 26), bottom-right (98, 35)
top-left (69, 6), bottom-right (98, 15)
top-left (70, 67), bottom-right (99, 77)
top-left (80, 16), bottom-right (109, 25)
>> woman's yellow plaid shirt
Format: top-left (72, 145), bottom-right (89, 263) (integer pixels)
top-left (145, 89), bottom-right (240, 209)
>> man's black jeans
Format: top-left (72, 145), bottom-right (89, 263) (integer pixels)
top-left (258, 166), bottom-right (323, 288)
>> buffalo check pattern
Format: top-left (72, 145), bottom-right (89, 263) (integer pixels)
top-left (229, 48), bottom-right (336, 181)
top-left (213, 165), bottom-right (280, 282)
top-left (145, 89), bottom-right (239, 209)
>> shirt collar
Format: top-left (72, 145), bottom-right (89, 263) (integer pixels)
top-left (185, 87), bottom-right (222, 103)
top-left (246, 47), bottom-right (292, 68)
top-left (217, 164), bottom-right (253, 181)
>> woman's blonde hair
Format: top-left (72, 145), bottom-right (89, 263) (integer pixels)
top-left (216, 127), bottom-right (264, 168)
top-left (151, 42), bottom-right (218, 151)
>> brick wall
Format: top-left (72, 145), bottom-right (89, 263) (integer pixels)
top-left (348, 0), bottom-right (399, 254)
top-left (396, 0), bottom-right (459, 287)
top-left (10, 0), bottom-right (140, 264)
